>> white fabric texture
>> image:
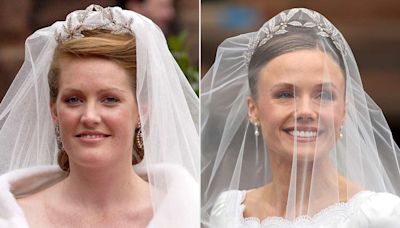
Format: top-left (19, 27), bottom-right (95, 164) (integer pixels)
top-left (210, 190), bottom-right (400, 228)
top-left (201, 8), bottom-right (400, 227)
top-left (0, 165), bottom-right (198, 228)
top-left (0, 5), bottom-right (199, 227)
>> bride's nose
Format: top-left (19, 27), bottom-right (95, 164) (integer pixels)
top-left (80, 102), bottom-right (101, 127)
top-left (293, 97), bottom-right (317, 123)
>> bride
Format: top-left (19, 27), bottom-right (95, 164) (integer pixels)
top-left (201, 8), bottom-right (400, 227)
top-left (0, 5), bottom-right (199, 228)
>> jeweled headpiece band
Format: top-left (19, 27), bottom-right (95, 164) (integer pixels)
top-left (55, 4), bottom-right (135, 43)
top-left (244, 8), bottom-right (346, 66)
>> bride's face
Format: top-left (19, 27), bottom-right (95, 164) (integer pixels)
top-left (248, 49), bottom-right (345, 161)
top-left (51, 57), bottom-right (138, 169)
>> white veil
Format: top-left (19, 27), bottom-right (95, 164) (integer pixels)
top-left (0, 5), bottom-right (199, 227)
top-left (201, 8), bottom-right (400, 226)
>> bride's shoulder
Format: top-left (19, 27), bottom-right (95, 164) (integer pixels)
top-left (353, 191), bottom-right (400, 207)
top-left (210, 187), bottom-right (265, 217)
top-left (0, 166), bottom-right (62, 227)
top-left (348, 191), bottom-right (400, 226)
top-left (213, 190), bottom-right (245, 209)
top-left (209, 190), bottom-right (246, 225)
top-left (16, 190), bottom-right (47, 225)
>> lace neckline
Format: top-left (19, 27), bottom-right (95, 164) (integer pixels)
top-left (238, 190), bottom-right (372, 226)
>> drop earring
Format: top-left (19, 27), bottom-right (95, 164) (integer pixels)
top-left (55, 125), bottom-right (64, 151)
top-left (132, 120), bottom-right (144, 164)
top-left (135, 121), bottom-right (144, 151)
top-left (254, 122), bottom-right (260, 137)
top-left (340, 125), bottom-right (344, 138)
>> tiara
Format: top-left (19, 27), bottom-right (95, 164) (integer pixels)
top-left (55, 4), bottom-right (134, 43)
top-left (244, 8), bottom-right (346, 66)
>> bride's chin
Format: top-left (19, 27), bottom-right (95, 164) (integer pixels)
top-left (68, 155), bottom-right (121, 170)
top-left (280, 145), bottom-right (332, 162)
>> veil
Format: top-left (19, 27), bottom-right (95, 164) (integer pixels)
top-left (0, 5), bottom-right (199, 227)
top-left (201, 8), bottom-right (400, 226)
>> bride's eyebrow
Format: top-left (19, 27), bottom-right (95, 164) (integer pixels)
top-left (60, 88), bottom-right (128, 94)
top-left (269, 83), bottom-right (294, 91)
top-left (313, 82), bottom-right (337, 90)
top-left (59, 88), bottom-right (82, 94)
top-left (98, 88), bottom-right (129, 94)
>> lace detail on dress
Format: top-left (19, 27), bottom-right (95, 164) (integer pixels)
top-left (239, 191), bottom-right (371, 227)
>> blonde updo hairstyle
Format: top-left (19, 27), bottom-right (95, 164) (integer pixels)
top-left (48, 29), bottom-right (144, 172)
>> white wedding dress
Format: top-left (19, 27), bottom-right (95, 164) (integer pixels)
top-left (209, 190), bottom-right (400, 228)
top-left (0, 164), bottom-right (197, 228)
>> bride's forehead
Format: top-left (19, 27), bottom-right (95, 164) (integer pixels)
top-left (263, 49), bottom-right (340, 70)
top-left (257, 50), bottom-right (344, 85)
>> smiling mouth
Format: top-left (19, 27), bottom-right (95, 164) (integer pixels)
top-left (289, 130), bottom-right (317, 138)
top-left (77, 134), bottom-right (110, 138)
top-left (75, 132), bottom-right (111, 139)
top-left (283, 128), bottom-right (322, 140)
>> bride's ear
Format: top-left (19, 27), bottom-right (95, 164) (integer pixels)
top-left (50, 102), bottom-right (58, 124)
top-left (247, 96), bottom-right (259, 123)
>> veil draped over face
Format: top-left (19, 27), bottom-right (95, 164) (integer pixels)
top-left (0, 5), bottom-right (199, 227)
top-left (201, 8), bottom-right (400, 226)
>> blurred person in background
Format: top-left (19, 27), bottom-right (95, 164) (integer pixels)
top-left (117, 0), bottom-right (175, 34)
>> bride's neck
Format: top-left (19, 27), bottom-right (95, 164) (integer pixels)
top-left (266, 151), bottom-right (341, 216)
top-left (58, 160), bottom-right (149, 210)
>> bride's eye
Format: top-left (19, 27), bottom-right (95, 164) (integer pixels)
top-left (102, 96), bottom-right (120, 105)
top-left (275, 91), bottom-right (294, 99)
top-left (64, 96), bottom-right (82, 106)
top-left (317, 90), bottom-right (336, 101)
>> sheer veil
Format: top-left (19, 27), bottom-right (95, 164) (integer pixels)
top-left (0, 5), bottom-right (199, 227)
top-left (201, 8), bottom-right (400, 226)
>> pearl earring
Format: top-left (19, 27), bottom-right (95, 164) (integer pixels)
top-left (254, 122), bottom-right (260, 137)
top-left (340, 125), bottom-right (344, 138)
